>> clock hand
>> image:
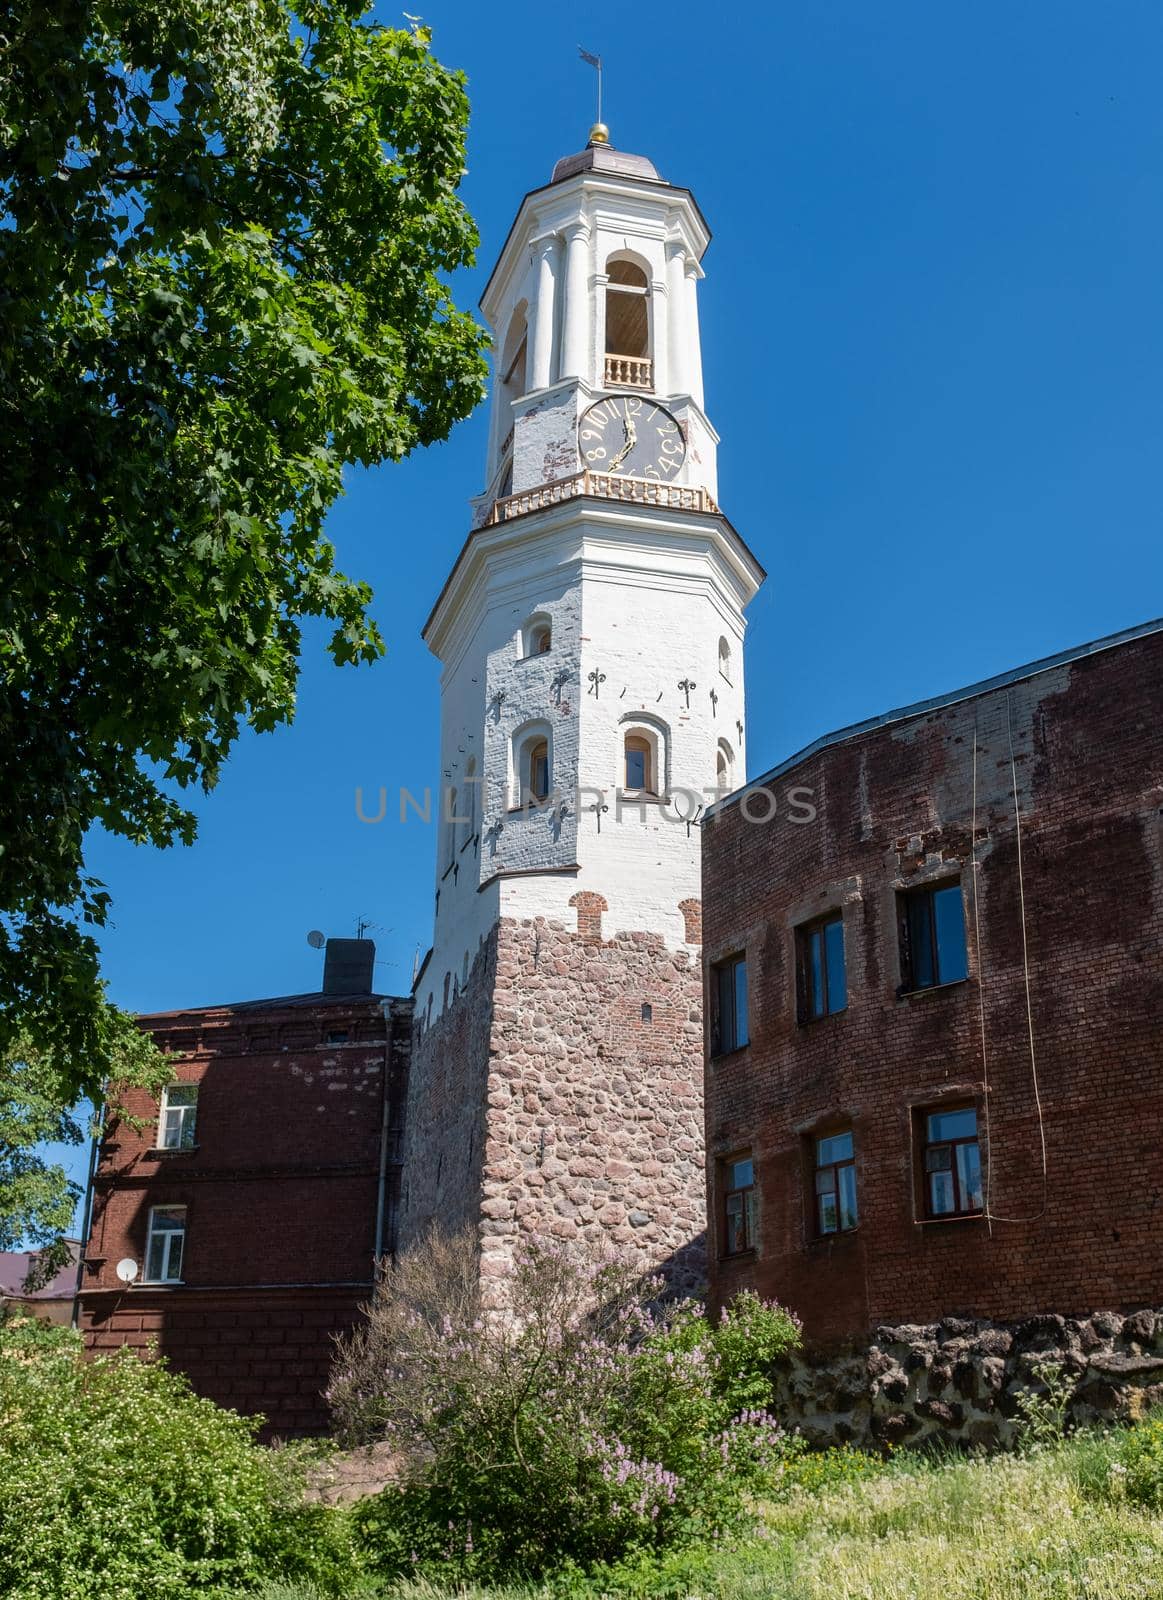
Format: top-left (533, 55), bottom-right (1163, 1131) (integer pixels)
top-left (608, 417), bottom-right (637, 472)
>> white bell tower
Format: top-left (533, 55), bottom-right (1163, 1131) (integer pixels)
top-left (402, 129), bottom-right (764, 1293)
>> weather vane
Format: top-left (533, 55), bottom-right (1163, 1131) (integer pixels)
top-left (578, 47), bottom-right (607, 142)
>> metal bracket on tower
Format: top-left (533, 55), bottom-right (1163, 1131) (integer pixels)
top-left (678, 677), bottom-right (697, 709)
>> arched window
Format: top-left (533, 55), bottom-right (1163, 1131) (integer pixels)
top-left (445, 786), bottom-right (458, 869)
top-left (717, 739), bottom-right (735, 793)
top-left (521, 613), bottom-right (552, 657)
top-left (499, 304), bottom-right (528, 411)
top-left (718, 636), bottom-right (732, 682)
top-left (619, 716), bottom-right (668, 798)
top-left (512, 723), bottom-right (553, 807)
top-left (624, 734), bottom-right (654, 794)
top-left (604, 257), bottom-right (651, 390)
top-left (495, 303), bottom-right (527, 492)
top-left (464, 757), bottom-right (478, 844)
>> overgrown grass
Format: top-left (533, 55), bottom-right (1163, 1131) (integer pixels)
top-left (260, 1430), bottom-right (1163, 1600)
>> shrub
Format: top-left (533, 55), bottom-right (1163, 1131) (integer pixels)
top-left (0, 1312), bottom-right (356, 1598)
top-left (1109, 1412), bottom-right (1163, 1509)
top-left (332, 1230), bottom-right (801, 1583)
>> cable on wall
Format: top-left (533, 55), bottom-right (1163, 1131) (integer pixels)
top-left (969, 712), bottom-right (994, 1237)
top-left (983, 690), bottom-right (1049, 1225)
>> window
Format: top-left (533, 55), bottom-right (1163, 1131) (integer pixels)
top-left (712, 953), bottom-right (749, 1054)
top-left (624, 734), bottom-right (654, 793)
top-left (718, 635), bottom-right (732, 682)
top-left (144, 1206), bottom-right (187, 1282)
top-left (722, 1155), bottom-right (756, 1255)
top-left (922, 1106), bottom-right (983, 1218)
top-left (528, 740), bottom-right (549, 801)
top-left (605, 258), bottom-right (650, 359)
top-left (898, 880), bottom-right (968, 993)
top-left (159, 1084), bottom-right (197, 1150)
top-left (512, 725), bottom-right (553, 808)
top-left (464, 757), bottom-right (478, 843)
top-left (797, 913), bottom-right (847, 1021)
top-left (446, 786), bottom-right (458, 869)
top-left (522, 614), bottom-right (552, 657)
top-left (716, 739), bottom-right (734, 793)
top-left (814, 1131), bottom-right (858, 1234)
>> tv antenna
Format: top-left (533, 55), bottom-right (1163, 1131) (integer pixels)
top-left (306, 929), bottom-right (326, 950)
top-left (115, 1258), bottom-right (139, 1284)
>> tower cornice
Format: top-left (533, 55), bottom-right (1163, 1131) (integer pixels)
top-left (423, 492), bottom-right (765, 666)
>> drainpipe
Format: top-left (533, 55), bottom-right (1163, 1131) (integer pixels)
top-left (373, 1004), bottom-right (392, 1264)
top-left (71, 1097), bottom-right (104, 1332)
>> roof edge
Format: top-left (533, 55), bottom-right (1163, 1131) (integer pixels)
top-left (709, 616), bottom-right (1163, 818)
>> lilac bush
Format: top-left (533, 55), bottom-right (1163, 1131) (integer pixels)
top-left (331, 1231), bottom-right (802, 1580)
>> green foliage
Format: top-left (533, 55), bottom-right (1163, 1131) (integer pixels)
top-left (1118, 1412), bottom-right (1163, 1508)
top-left (0, 1314), bottom-right (357, 1598)
top-left (336, 1234), bottom-right (802, 1584)
top-left (1012, 1359), bottom-right (1075, 1451)
top-left (1073, 1412), bottom-right (1163, 1511)
top-left (0, 1022), bottom-right (170, 1280)
top-left (0, 0), bottom-right (488, 1102)
top-left (775, 1441), bottom-right (889, 1498)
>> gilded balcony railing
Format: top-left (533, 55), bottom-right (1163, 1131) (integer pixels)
top-left (603, 354), bottom-right (653, 390)
top-left (487, 470), bottom-right (719, 526)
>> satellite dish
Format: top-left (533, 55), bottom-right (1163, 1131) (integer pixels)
top-left (116, 1258), bottom-right (139, 1284)
top-left (306, 930), bottom-right (326, 950)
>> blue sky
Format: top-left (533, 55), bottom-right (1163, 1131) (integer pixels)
top-left (46, 1), bottom-right (1162, 1208)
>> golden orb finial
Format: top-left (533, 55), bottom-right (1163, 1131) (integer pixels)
top-left (588, 121), bottom-right (610, 146)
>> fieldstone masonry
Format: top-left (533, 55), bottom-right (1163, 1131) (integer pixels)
top-left (775, 1307), bottom-right (1163, 1449)
top-left (402, 911), bottom-right (707, 1300)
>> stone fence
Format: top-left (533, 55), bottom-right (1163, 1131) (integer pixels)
top-left (774, 1308), bottom-right (1163, 1450)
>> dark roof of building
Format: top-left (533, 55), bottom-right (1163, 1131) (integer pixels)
top-left (710, 615), bottom-right (1163, 817)
top-left (550, 143), bottom-right (663, 185)
top-left (137, 990), bottom-right (395, 1022)
top-left (0, 1241), bottom-right (80, 1300)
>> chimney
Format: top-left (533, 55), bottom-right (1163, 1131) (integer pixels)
top-left (322, 938), bottom-right (376, 996)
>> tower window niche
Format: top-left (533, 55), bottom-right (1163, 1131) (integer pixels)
top-left (619, 718), bottom-right (667, 798)
top-left (604, 257), bottom-right (652, 390)
top-left (521, 614), bottom-right (552, 658)
top-left (512, 724), bottom-right (553, 808)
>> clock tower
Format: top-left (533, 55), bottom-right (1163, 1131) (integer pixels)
top-left (399, 127), bottom-right (764, 1299)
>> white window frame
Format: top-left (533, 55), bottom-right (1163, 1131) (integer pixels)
top-left (159, 1083), bottom-right (198, 1150)
top-left (144, 1205), bottom-right (187, 1284)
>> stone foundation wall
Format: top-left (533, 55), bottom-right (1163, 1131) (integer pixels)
top-left (775, 1307), bottom-right (1163, 1450)
top-left (478, 916), bottom-right (706, 1300)
top-left (398, 934), bottom-right (497, 1252)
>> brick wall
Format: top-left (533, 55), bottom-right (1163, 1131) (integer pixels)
top-left (703, 628), bottom-right (1163, 1343)
top-left (80, 992), bottom-right (412, 1437)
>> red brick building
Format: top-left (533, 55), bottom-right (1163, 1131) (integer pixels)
top-left (703, 621), bottom-right (1163, 1344)
top-left (78, 940), bottom-right (411, 1436)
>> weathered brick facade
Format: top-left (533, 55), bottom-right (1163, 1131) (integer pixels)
top-left (79, 972), bottom-right (411, 1437)
top-left (703, 623), bottom-right (1163, 1344)
top-left (401, 912), bottom-right (706, 1300)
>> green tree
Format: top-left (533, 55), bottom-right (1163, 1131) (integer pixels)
top-left (1, 1022), bottom-right (172, 1287)
top-left (0, 0), bottom-right (488, 1104)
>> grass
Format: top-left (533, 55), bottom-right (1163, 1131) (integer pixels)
top-left (259, 1432), bottom-right (1163, 1600)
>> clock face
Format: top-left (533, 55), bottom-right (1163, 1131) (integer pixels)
top-left (578, 395), bottom-right (687, 483)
